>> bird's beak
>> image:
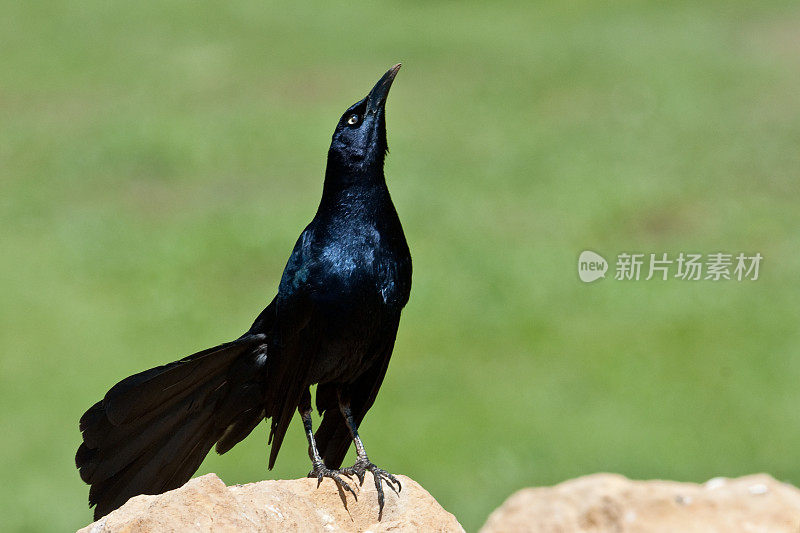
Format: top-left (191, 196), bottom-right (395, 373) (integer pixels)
top-left (366, 63), bottom-right (401, 114)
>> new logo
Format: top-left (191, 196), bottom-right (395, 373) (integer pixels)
top-left (578, 251), bottom-right (608, 283)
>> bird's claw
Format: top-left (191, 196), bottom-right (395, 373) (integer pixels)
top-left (308, 463), bottom-right (357, 500)
top-left (341, 459), bottom-right (401, 514)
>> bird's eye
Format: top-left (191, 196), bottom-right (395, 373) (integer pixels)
top-left (347, 114), bottom-right (359, 125)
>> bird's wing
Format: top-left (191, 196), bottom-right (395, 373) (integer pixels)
top-left (264, 228), bottom-right (318, 469)
top-left (314, 315), bottom-right (401, 469)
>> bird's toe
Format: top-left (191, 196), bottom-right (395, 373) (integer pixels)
top-left (308, 464), bottom-right (358, 499)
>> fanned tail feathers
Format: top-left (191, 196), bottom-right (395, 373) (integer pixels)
top-left (75, 333), bottom-right (267, 519)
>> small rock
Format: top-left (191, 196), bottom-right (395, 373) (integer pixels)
top-left (480, 473), bottom-right (800, 533)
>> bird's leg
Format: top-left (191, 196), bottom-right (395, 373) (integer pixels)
top-left (337, 395), bottom-right (401, 514)
top-left (299, 392), bottom-right (356, 498)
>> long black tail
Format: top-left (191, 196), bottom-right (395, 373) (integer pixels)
top-left (75, 333), bottom-right (267, 519)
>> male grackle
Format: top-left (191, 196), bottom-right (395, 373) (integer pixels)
top-left (76, 64), bottom-right (411, 519)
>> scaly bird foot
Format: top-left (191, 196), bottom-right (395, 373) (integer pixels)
top-left (308, 463), bottom-right (357, 500)
top-left (341, 459), bottom-right (401, 515)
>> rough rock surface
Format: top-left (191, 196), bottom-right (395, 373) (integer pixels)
top-left (78, 472), bottom-right (463, 532)
top-left (481, 473), bottom-right (800, 533)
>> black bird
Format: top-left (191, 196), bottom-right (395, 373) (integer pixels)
top-left (76, 64), bottom-right (411, 519)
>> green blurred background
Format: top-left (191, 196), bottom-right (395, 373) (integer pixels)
top-left (2, 1), bottom-right (799, 531)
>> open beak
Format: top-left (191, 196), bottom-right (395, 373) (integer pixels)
top-left (366, 63), bottom-right (401, 114)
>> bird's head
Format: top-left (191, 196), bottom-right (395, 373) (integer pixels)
top-left (326, 64), bottom-right (401, 177)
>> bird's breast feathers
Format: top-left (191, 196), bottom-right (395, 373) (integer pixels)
top-left (281, 217), bottom-right (410, 311)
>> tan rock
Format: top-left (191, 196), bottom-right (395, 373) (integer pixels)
top-left (480, 473), bottom-right (800, 533)
top-left (78, 472), bottom-right (464, 533)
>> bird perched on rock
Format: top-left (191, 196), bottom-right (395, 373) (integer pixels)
top-left (76, 63), bottom-right (411, 519)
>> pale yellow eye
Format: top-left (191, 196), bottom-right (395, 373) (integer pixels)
top-left (347, 114), bottom-right (359, 125)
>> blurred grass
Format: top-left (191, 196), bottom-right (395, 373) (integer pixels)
top-left (1, 0), bottom-right (800, 531)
